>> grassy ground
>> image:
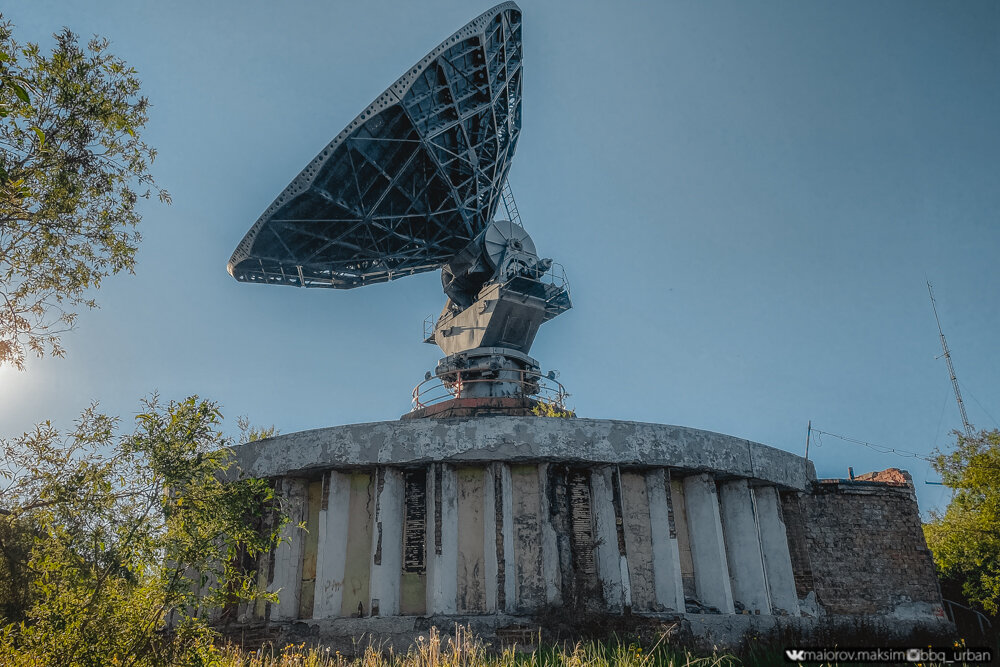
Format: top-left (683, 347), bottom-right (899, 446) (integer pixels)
top-left (217, 627), bottom-right (741, 666)
top-left (213, 625), bottom-right (985, 667)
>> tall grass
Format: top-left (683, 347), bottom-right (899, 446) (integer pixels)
top-left (217, 626), bottom-right (739, 667)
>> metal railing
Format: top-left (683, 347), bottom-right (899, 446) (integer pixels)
top-left (411, 369), bottom-right (569, 411)
top-left (422, 313), bottom-right (437, 342)
top-left (942, 598), bottom-right (993, 636)
top-left (503, 259), bottom-right (570, 300)
top-left (421, 261), bottom-right (570, 342)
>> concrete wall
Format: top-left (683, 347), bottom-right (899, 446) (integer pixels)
top-left (246, 453), bottom-right (935, 625)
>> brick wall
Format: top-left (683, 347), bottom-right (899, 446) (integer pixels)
top-left (786, 470), bottom-right (942, 615)
top-left (779, 491), bottom-right (815, 598)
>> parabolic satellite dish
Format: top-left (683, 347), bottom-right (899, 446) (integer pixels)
top-left (228, 2), bottom-right (571, 409)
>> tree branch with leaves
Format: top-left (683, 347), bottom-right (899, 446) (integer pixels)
top-left (0, 16), bottom-right (168, 370)
top-left (0, 397), bottom-right (285, 666)
top-left (924, 428), bottom-right (1000, 616)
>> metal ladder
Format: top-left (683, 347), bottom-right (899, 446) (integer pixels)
top-left (500, 179), bottom-right (522, 228)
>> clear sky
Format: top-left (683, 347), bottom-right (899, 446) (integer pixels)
top-left (2, 1), bottom-right (998, 516)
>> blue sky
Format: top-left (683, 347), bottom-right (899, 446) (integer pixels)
top-left (2, 1), bottom-right (998, 516)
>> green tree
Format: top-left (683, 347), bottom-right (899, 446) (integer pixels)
top-left (924, 428), bottom-right (1000, 614)
top-left (0, 397), bottom-right (284, 666)
top-left (0, 16), bottom-right (168, 370)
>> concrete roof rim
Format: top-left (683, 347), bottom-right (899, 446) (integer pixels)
top-left (228, 460), bottom-right (809, 493)
top-left (229, 416), bottom-right (814, 490)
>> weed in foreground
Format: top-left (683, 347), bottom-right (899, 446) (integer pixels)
top-left (216, 626), bottom-right (742, 667)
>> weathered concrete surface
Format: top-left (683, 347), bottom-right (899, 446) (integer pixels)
top-left (683, 474), bottom-right (735, 614)
top-left (753, 486), bottom-right (800, 616)
top-left (499, 464), bottom-right (516, 611)
top-left (269, 478), bottom-right (308, 621)
top-left (341, 472), bottom-right (374, 617)
top-left (426, 464), bottom-right (458, 614)
top-left (591, 467), bottom-right (626, 612)
top-left (537, 464), bottom-right (563, 606)
top-left (370, 468), bottom-right (403, 616)
top-left (718, 480), bottom-right (770, 614)
top-left (298, 480), bottom-right (323, 618)
top-left (669, 479), bottom-right (697, 600)
top-left (230, 418), bottom-right (814, 491)
top-left (456, 467), bottom-right (486, 613)
top-left (482, 464), bottom-right (499, 613)
top-left (510, 464), bottom-right (545, 612)
top-left (314, 471), bottom-right (351, 618)
top-left (620, 471), bottom-right (656, 611)
top-left (398, 469), bottom-right (426, 616)
top-left (646, 469), bottom-right (684, 612)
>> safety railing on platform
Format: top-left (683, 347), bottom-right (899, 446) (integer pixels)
top-left (411, 369), bottom-right (568, 411)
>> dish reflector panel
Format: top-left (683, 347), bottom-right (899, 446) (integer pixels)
top-left (228, 2), bottom-right (523, 289)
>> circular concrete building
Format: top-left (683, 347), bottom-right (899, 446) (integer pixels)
top-left (233, 416), bottom-right (809, 623)
top-left (224, 413), bottom-right (945, 647)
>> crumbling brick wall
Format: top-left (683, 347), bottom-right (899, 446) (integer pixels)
top-left (788, 471), bottom-right (942, 615)
top-left (779, 491), bottom-right (815, 598)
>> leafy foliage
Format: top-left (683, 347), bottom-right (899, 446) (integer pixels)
top-left (531, 399), bottom-right (575, 419)
top-left (0, 397), bottom-right (285, 666)
top-left (236, 414), bottom-right (279, 444)
top-left (0, 16), bottom-right (168, 370)
top-left (924, 429), bottom-right (1000, 614)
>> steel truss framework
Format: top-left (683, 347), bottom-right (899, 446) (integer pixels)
top-left (228, 3), bottom-right (523, 289)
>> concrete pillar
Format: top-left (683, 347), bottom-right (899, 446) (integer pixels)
top-left (298, 480), bottom-right (323, 618)
top-left (313, 471), bottom-right (351, 618)
top-left (509, 464), bottom-right (546, 611)
top-left (456, 467), bottom-right (487, 613)
top-left (754, 486), bottom-right (800, 616)
top-left (719, 479), bottom-right (771, 614)
top-left (590, 466), bottom-right (625, 612)
top-left (483, 464), bottom-right (499, 613)
top-left (500, 463), bottom-right (516, 611)
top-left (669, 479), bottom-right (697, 599)
top-left (369, 468), bottom-right (404, 617)
top-left (682, 473), bottom-right (735, 614)
top-left (645, 469), bottom-right (685, 612)
top-left (538, 464), bottom-right (563, 606)
top-left (426, 463), bottom-right (458, 614)
top-left (340, 472), bottom-right (374, 617)
top-left (268, 477), bottom-right (309, 620)
top-left (620, 470), bottom-right (657, 611)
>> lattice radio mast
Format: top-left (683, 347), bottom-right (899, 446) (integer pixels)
top-left (927, 281), bottom-right (974, 438)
